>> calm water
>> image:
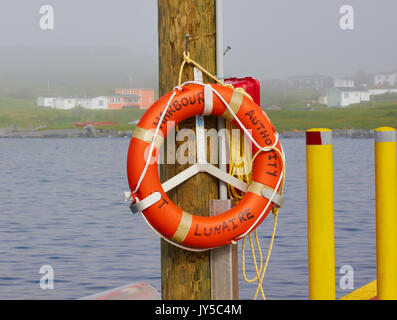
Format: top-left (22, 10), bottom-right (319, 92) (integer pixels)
top-left (0, 137), bottom-right (376, 300)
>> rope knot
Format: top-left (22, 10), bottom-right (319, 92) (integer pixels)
top-left (124, 191), bottom-right (139, 204)
top-left (183, 51), bottom-right (192, 63)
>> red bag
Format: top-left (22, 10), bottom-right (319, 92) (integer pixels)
top-left (224, 77), bottom-right (261, 106)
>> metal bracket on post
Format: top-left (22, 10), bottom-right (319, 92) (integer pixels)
top-left (185, 33), bottom-right (189, 55)
top-left (210, 199), bottom-right (238, 300)
top-left (196, 115), bottom-right (207, 164)
top-left (194, 66), bottom-right (238, 299)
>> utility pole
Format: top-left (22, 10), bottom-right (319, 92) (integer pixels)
top-left (158, 0), bottom-right (218, 299)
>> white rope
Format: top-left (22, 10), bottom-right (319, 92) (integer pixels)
top-left (132, 81), bottom-right (285, 250)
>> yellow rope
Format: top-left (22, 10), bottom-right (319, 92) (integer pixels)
top-left (254, 210), bottom-right (279, 300)
top-left (177, 49), bottom-right (286, 300)
top-left (234, 144), bottom-right (284, 300)
top-left (226, 120), bottom-right (252, 199)
top-left (178, 51), bottom-right (225, 87)
top-left (178, 51), bottom-right (253, 100)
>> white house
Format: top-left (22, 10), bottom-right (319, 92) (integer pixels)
top-left (89, 96), bottom-right (108, 109)
top-left (327, 87), bottom-right (370, 107)
top-left (55, 97), bottom-right (76, 110)
top-left (374, 72), bottom-right (397, 87)
top-left (334, 78), bottom-right (355, 88)
top-left (37, 96), bottom-right (56, 108)
top-left (360, 90), bottom-right (370, 102)
top-left (75, 98), bottom-right (91, 109)
top-left (37, 96), bottom-right (109, 110)
top-left (55, 97), bottom-right (65, 109)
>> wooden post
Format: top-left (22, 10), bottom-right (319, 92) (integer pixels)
top-left (158, 0), bottom-right (218, 300)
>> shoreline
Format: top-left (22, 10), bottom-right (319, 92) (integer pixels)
top-left (0, 125), bottom-right (133, 139)
top-left (0, 125), bottom-right (375, 139)
top-left (280, 128), bottom-right (374, 139)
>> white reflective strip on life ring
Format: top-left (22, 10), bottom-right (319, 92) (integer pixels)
top-left (222, 89), bottom-right (243, 121)
top-left (129, 191), bottom-right (162, 214)
top-left (171, 211), bottom-right (193, 243)
top-left (202, 84), bottom-right (213, 115)
top-left (133, 126), bottom-right (164, 149)
top-left (247, 181), bottom-right (284, 208)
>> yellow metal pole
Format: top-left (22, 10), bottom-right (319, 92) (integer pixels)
top-left (306, 128), bottom-right (336, 300)
top-left (375, 127), bottom-right (397, 300)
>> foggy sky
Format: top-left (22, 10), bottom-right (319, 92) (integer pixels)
top-left (0, 0), bottom-right (396, 79)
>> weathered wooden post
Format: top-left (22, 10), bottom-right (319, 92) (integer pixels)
top-left (158, 0), bottom-right (218, 300)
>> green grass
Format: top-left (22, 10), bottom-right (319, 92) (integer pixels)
top-left (266, 101), bottom-right (397, 132)
top-left (0, 96), bottom-right (145, 132)
top-left (1, 96), bottom-right (397, 133)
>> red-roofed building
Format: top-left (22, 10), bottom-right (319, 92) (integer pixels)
top-left (111, 88), bottom-right (154, 109)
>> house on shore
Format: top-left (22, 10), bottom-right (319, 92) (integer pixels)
top-left (37, 88), bottom-right (154, 110)
top-left (374, 72), bottom-right (397, 87)
top-left (105, 88), bottom-right (155, 109)
top-left (114, 88), bottom-right (154, 109)
top-left (89, 96), bottom-right (108, 109)
top-left (108, 92), bottom-right (141, 109)
top-left (37, 96), bottom-right (57, 108)
top-left (326, 87), bottom-right (370, 107)
top-left (55, 97), bottom-right (76, 110)
top-left (334, 77), bottom-right (355, 88)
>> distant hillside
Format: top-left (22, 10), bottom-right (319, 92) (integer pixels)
top-left (0, 45), bottom-right (158, 99)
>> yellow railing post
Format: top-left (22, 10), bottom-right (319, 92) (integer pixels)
top-left (306, 128), bottom-right (336, 300)
top-left (375, 127), bottom-right (397, 300)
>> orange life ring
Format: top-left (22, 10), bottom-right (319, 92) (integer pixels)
top-left (127, 83), bottom-right (284, 250)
